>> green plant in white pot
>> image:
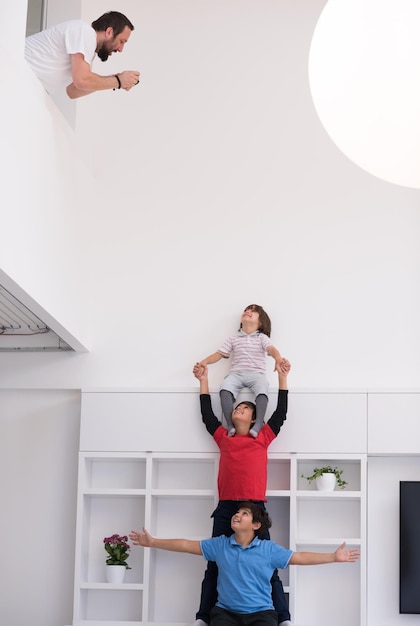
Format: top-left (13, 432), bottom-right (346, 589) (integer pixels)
top-left (103, 533), bottom-right (131, 583)
top-left (301, 465), bottom-right (347, 491)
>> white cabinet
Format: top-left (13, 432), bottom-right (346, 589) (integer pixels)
top-left (368, 392), bottom-right (420, 453)
top-left (79, 389), bottom-right (368, 454)
top-left (271, 392), bottom-right (367, 454)
top-left (72, 391), bottom-right (366, 626)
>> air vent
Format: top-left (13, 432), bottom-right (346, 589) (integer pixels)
top-left (0, 284), bottom-right (72, 351)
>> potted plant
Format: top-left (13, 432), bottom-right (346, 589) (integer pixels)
top-left (301, 465), bottom-right (347, 491)
top-left (103, 533), bottom-right (131, 583)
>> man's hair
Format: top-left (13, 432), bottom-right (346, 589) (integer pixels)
top-left (92, 11), bottom-right (134, 36)
top-left (235, 501), bottom-right (272, 538)
top-left (240, 304), bottom-right (272, 337)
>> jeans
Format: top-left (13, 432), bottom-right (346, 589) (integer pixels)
top-left (195, 500), bottom-right (291, 624)
top-left (210, 606), bottom-right (278, 626)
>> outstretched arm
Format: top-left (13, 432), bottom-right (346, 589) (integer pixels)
top-left (129, 528), bottom-right (202, 556)
top-left (193, 352), bottom-right (225, 379)
top-left (66, 53), bottom-right (140, 99)
top-left (267, 345), bottom-right (285, 373)
top-left (290, 542), bottom-right (360, 565)
top-left (201, 351), bottom-right (225, 365)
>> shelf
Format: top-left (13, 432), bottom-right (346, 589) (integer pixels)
top-left (296, 490), bottom-right (361, 500)
top-left (295, 538), bottom-right (362, 546)
top-left (80, 582), bottom-right (143, 591)
top-left (150, 489), bottom-right (215, 497)
top-left (83, 489), bottom-right (146, 496)
top-left (72, 622), bottom-right (194, 626)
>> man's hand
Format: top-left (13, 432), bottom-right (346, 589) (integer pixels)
top-left (116, 70), bottom-right (140, 90)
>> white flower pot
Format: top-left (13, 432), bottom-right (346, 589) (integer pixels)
top-left (316, 473), bottom-right (336, 491)
top-left (105, 565), bottom-right (126, 584)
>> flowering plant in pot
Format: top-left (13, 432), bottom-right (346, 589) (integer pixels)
top-left (103, 533), bottom-right (131, 569)
top-left (301, 465), bottom-right (347, 490)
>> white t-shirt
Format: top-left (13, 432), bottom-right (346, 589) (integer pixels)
top-left (24, 20), bottom-right (97, 93)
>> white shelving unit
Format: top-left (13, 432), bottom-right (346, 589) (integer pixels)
top-left (73, 452), bottom-right (219, 626)
top-left (289, 454), bottom-right (366, 626)
top-left (72, 451), bottom-right (366, 626)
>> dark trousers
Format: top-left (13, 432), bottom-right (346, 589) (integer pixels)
top-left (195, 500), bottom-right (290, 624)
top-left (210, 606), bottom-right (278, 626)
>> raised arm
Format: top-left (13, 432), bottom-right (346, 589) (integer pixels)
top-left (129, 528), bottom-right (202, 556)
top-left (66, 54), bottom-right (140, 99)
top-left (192, 363), bottom-right (221, 435)
top-left (290, 542), bottom-right (360, 565)
top-left (193, 362), bottom-right (210, 394)
top-left (267, 360), bottom-right (291, 436)
top-left (278, 359), bottom-right (290, 389)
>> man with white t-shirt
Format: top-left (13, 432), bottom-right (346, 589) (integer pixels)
top-left (24, 10), bottom-right (140, 99)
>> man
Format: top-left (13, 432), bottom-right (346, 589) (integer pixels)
top-left (129, 502), bottom-right (360, 626)
top-left (24, 11), bottom-right (140, 99)
top-left (191, 361), bottom-right (291, 626)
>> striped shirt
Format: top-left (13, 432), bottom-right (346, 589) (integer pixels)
top-left (218, 330), bottom-right (272, 374)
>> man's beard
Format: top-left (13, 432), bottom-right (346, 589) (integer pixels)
top-left (97, 43), bottom-right (111, 62)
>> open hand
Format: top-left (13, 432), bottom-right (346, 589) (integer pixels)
top-left (335, 541), bottom-right (360, 562)
top-left (129, 528), bottom-right (152, 547)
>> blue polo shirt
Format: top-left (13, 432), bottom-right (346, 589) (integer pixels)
top-left (200, 534), bottom-right (293, 614)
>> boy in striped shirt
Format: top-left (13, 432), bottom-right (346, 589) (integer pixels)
top-left (196, 304), bottom-right (286, 437)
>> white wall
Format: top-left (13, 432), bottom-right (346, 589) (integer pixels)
top-left (2, 1), bottom-right (420, 625)
top-left (1, 389), bottom-right (80, 626)
top-left (1, 0), bottom-right (420, 390)
top-left (368, 457), bottom-right (420, 625)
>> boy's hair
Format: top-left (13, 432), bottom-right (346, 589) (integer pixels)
top-left (92, 11), bottom-right (135, 35)
top-left (236, 501), bottom-right (272, 538)
top-left (235, 401), bottom-right (256, 421)
top-left (241, 304), bottom-right (272, 337)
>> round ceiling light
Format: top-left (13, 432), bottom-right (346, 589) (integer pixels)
top-left (309, 0), bottom-right (420, 188)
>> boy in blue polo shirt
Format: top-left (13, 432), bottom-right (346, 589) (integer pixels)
top-left (130, 502), bottom-right (360, 626)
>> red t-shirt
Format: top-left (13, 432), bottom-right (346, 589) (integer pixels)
top-left (213, 424), bottom-right (276, 501)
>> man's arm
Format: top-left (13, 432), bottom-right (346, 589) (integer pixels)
top-left (290, 542), bottom-right (360, 565)
top-left (66, 54), bottom-right (140, 99)
top-left (267, 360), bottom-right (291, 436)
top-left (129, 528), bottom-right (202, 555)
